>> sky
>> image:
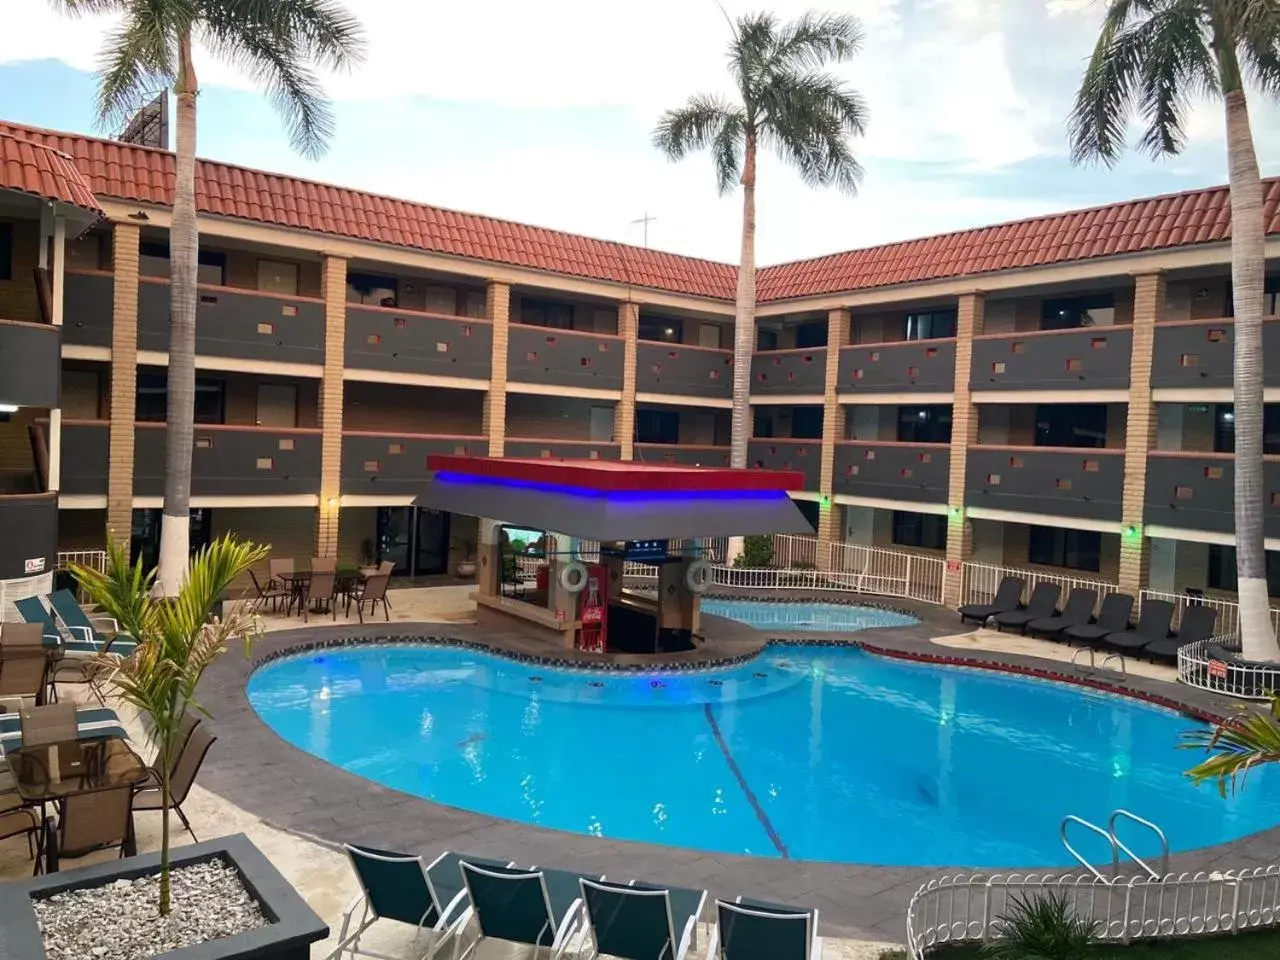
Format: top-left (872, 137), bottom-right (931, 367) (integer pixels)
top-left (0, 0), bottom-right (1276, 266)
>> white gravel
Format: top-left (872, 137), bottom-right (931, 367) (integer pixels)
top-left (34, 858), bottom-right (268, 959)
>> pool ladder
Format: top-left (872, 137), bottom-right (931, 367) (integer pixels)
top-left (1060, 810), bottom-right (1170, 882)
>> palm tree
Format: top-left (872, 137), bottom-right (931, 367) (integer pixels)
top-left (1184, 696), bottom-right (1280, 796)
top-left (54, 0), bottom-right (365, 595)
top-left (653, 11), bottom-right (868, 505)
top-left (1068, 0), bottom-right (1280, 660)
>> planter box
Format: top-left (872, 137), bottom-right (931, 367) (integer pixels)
top-left (0, 834), bottom-right (327, 960)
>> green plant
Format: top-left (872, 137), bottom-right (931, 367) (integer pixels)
top-left (982, 890), bottom-right (1100, 960)
top-left (1183, 695), bottom-right (1280, 796)
top-left (733, 534), bottom-right (775, 569)
top-left (877, 950), bottom-right (910, 960)
top-left (71, 534), bottom-right (268, 915)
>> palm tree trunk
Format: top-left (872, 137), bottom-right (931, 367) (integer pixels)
top-left (158, 32), bottom-right (199, 596)
top-left (726, 134), bottom-right (758, 565)
top-left (1223, 88), bottom-right (1277, 660)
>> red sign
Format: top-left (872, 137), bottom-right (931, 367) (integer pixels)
top-left (555, 608), bottom-right (566, 623)
top-left (1208, 660), bottom-right (1228, 679)
top-left (946, 560), bottom-right (961, 573)
top-left (576, 565), bottom-right (609, 653)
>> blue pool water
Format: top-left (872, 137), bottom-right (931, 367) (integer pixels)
top-left (247, 644), bottom-right (1280, 867)
top-left (700, 599), bottom-right (918, 631)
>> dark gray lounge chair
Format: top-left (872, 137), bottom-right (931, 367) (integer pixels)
top-left (1027, 588), bottom-right (1098, 638)
top-left (958, 576), bottom-right (1024, 625)
top-left (456, 861), bottom-right (602, 960)
top-left (709, 897), bottom-right (820, 960)
top-left (1062, 593), bottom-right (1135, 645)
top-left (1103, 599), bottom-right (1175, 653)
top-left (1144, 605), bottom-right (1219, 663)
top-left (579, 878), bottom-right (707, 960)
top-left (993, 582), bottom-right (1061, 633)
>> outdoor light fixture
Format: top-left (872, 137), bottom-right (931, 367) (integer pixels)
top-left (0, 404), bottom-right (17, 414)
top-left (327, 496), bottom-right (338, 507)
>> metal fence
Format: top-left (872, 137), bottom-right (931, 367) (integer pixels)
top-left (907, 867), bottom-right (1280, 959)
top-left (57, 550), bottom-right (107, 574)
top-left (827, 542), bottom-right (947, 604)
top-left (1177, 637), bottom-right (1280, 700)
top-left (960, 562), bottom-right (1119, 611)
top-left (1139, 588), bottom-right (1280, 636)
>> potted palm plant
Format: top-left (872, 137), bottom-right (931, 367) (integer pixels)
top-left (0, 536), bottom-right (329, 959)
top-left (454, 537), bottom-right (477, 578)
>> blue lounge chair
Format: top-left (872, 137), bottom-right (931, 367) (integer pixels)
top-left (13, 597), bottom-right (62, 647)
top-left (456, 861), bottom-right (601, 960)
top-left (708, 897), bottom-right (821, 960)
top-left (579, 877), bottom-right (707, 960)
top-left (48, 590), bottom-right (138, 657)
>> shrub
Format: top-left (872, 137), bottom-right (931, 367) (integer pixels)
top-left (733, 534), bottom-right (775, 568)
top-left (982, 890), bottom-right (1100, 960)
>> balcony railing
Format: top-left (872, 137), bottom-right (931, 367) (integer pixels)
top-left (1144, 451), bottom-right (1280, 539)
top-left (508, 325), bottom-right (624, 390)
top-left (0, 491), bottom-right (56, 582)
top-left (971, 327), bottom-right (1133, 391)
top-left (838, 339), bottom-right (956, 394)
top-left (1152, 317), bottom-right (1280, 390)
top-left (966, 445), bottom-right (1125, 520)
top-left (747, 438), bottom-right (820, 490)
top-left (59, 420), bottom-right (110, 495)
top-left (135, 423), bottom-right (323, 496)
top-left (342, 431), bottom-right (487, 495)
top-left (345, 305), bottom-right (493, 380)
top-left (0, 318), bottom-right (60, 408)
top-left (504, 439), bottom-right (622, 460)
top-left (62, 271), bottom-right (114, 348)
top-left (834, 441), bottom-right (950, 503)
top-left (634, 444), bottom-right (731, 467)
top-left (750, 347), bottom-right (828, 395)
top-left (636, 341), bottom-right (733, 399)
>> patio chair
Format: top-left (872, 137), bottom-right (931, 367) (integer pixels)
top-left (18, 703), bottom-right (77, 747)
top-left (303, 558), bottom-right (339, 622)
top-left (957, 576), bottom-right (1024, 625)
top-left (1027, 588), bottom-right (1098, 639)
top-left (37, 783), bottom-right (135, 874)
top-left (1101, 599), bottom-right (1175, 654)
top-left (132, 724), bottom-right (216, 843)
top-left (13, 596), bottom-right (62, 645)
top-left (0, 795), bottom-right (39, 860)
top-left (249, 568), bottom-right (289, 614)
top-left (347, 569), bottom-right (392, 623)
top-left (14, 599), bottom-right (118, 707)
top-left (1144, 604), bottom-right (1219, 664)
top-left (0, 626), bottom-right (52, 706)
top-left (579, 877), bottom-right (707, 960)
top-left (48, 589), bottom-right (138, 656)
top-left (1062, 593), bottom-right (1135, 646)
top-left (992, 582), bottom-right (1061, 634)
top-left (327, 848), bottom-right (514, 960)
top-left (456, 861), bottom-right (601, 960)
top-left (707, 897), bottom-right (821, 960)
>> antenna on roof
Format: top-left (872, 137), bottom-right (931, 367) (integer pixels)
top-left (117, 90), bottom-right (170, 150)
top-left (630, 212), bottom-right (657, 248)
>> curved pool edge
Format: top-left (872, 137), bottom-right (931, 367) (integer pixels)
top-left (192, 613), bottom-right (1272, 943)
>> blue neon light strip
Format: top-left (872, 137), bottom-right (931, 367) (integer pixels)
top-left (433, 470), bottom-right (792, 502)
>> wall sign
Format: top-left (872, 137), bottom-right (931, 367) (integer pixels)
top-left (24, 557), bottom-right (46, 574)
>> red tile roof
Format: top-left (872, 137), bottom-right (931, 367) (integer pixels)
top-left (1, 119), bottom-right (1276, 304)
top-left (0, 121), bottom-right (736, 300)
top-left (0, 130), bottom-right (102, 216)
top-left (756, 180), bottom-right (1280, 302)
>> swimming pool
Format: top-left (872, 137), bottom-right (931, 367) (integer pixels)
top-left (247, 643), bottom-right (1280, 867)
top-left (700, 598), bottom-right (919, 631)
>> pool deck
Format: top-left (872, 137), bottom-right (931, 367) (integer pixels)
top-left (196, 595), bottom-right (1280, 944)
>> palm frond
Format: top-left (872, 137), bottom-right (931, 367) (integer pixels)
top-left (1183, 696), bottom-right (1280, 797)
top-left (1069, 13), bottom-right (1150, 165)
top-left (767, 11), bottom-right (863, 73)
top-left (653, 94), bottom-right (746, 193)
top-left (91, 0), bottom-right (189, 128)
top-left (245, 0), bottom-right (366, 70)
top-left (46, 0), bottom-right (125, 14)
top-left (1238, 0), bottom-right (1280, 98)
top-left (1134, 2), bottom-right (1216, 158)
top-left (759, 71), bottom-right (866, 194)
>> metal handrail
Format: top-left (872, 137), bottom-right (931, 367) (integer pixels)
top-left (1109, 810), bottom-right (1169, 880)
top-left (1060, 816), bottom-right (1117, 883)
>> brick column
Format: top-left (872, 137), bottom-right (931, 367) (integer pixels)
top-left (942, 291), bottom-right (984, 607)
top-left (315, 255), bottom-right (347, 557)
top-left (106, 222), bottom-right (140, 550)
top-left (816, 308), bottom-right (850, 564)
top-left (1118, 273), bottom-right (1164, 596)
top-left (615, 301), bottom-right (639, 459)
top-left (483, 281), bottom-right (511, 457)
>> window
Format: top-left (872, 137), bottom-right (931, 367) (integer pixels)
top-left (1041, 294), bottom-right (1115, 330)
top-left (1028, 525), bottom-right (1102, 572)
top-left (897, 405), bottom-right (952, 444)
top-left (135, 371), bottom-right (226, 424)
top-left (422, 285), bottom-right (457, 315)
top-left (794, 321), bottom-right (828, 348)
top-left (1213, 404), bottom-right (1280, 455)
top-left (1035, 404), bottom-right (1108, 448)
top-left (1208, 545), bottom-right (1280, 597)
top-left (520, 298), bottom-right (574, 329)
top-left (636, 408), bottom-right (679, 444)
top-left (639, 315), bottom-right (683, 343)
top-left (138, 242), bottom-right (226, 285)
top-left (0, 222), bottom-right (13, 281)
top-left (756, 328), bottom-right (779, 351)
top-left (790, 407), bottom-right (824, 439)
top-left (461, 290), bottom-right (487, 318)
top-left (753, 413), bottom-right (774, 438)
top-left (1224, 277), bottom-right (1279, 317)
top-left (347, 272), bottom-right (398, 307)
top-left (257, 260), bottom-right (299, 296)
top-left (904, 309), bottom-right (957, 340)
top-left (892, 511), bottom-right (948, 550)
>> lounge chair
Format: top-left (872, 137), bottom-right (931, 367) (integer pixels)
top-left (579, 878), bottom-right (707, 960)
top-left (1062, 593), bottom-right (1135, 646)
top-left (13, 597), bottom-right (62, 646)
top-left (1102, 599), bottom-right (1175, 654)
top-left (708, 897), bottom-right (821, 960)
top-left (456, 861), bottom-right (601, 960)
top-left (993, 582), bottom-right (1061, 634)
top-left (1144, 605), bottom-right (1219, 664)
top-left (16, 596), bottom-right (120, 705)
top-left (1027, 588), bottom-right (1098, 639)
top-left (132, 724), bottom-right (216, 843)
top-left (958, 576), bottom-right (1024, 625)
top-left (48, 590), bottom-right (138, 656)
top-left (327, 848), bottom-right (513, 960)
